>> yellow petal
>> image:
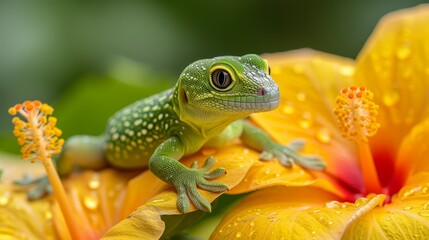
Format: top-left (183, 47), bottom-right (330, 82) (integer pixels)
top-left (355, 4), bottom-right (429, 186)
top-left (228, 159), bottom-right (345, 198)
top-left (210, 186), bottom-right (385, 239)
top-left (101, 206), bottom-right (165, 240)
top-left (256, 49), bottom-right (361, 198)
top-left (125, 143), bottom-right (259, 214)
top-left (391, 118), bottom-right (429, 193)
top-left (104, 143), bottom-right (259, 239)
top-left (343, 172), bottom-right (429, 239)
top-left (0, 184), bottom-right (56, 239)
top-left (56, 169), bottom-right (139, 239)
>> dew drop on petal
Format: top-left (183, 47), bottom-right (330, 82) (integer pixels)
top-left (325, 201), bottom-right (341, 209)
top-left (0, 190), bottom-right (11, 206)
top-left (403, 206), bottom-right (412, 210)
top-left (45, 210), bottom-right (53, 220)
top-left (84, 192), bottom-right (99, 210)
top-left (299, 120), bottom-right (311, 129)
top-left (382, 88), bottom-right (399, 106)
top-left (236, 231), bottom-right (242, 238)
top-left (355, 197), bottom-right (369, 207)
top-left (419, 211), bottom-right (429, 217)
top-left (296, 92), bottom-right (306, 102)
top-left (339, 65), bottom-right (355, 77)
top-left (316, 128), bottom-right (331, 144)
top-left (282, 102), bottom-right (295, 115)
top-left (88, 173), bottom-right (100, 190)
top-left (396, 45), bottom-right (411, 60)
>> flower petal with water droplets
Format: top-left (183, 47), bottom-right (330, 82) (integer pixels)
top-left (228, 159), bottom-right (345, 198)
top-left (391, 118), bottom-right (429, 194)
top-left (255, 49), bottom-right (362, 199)
top-left (343, 172), bottom-right (429, 239)
top-left (355, 4), bottom-right (429, 187)
top-left (104, 143), bottom-right (259, 239)
top-left (210, 186), bottom-right (385, 239)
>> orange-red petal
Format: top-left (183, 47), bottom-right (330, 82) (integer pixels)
top-left (257, 49), bottom-right (361, 199)
top-left (355, 4), bottom-right (429, 187)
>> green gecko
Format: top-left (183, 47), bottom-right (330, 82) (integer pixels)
top-left (55, 54), bottom-right (326, 213)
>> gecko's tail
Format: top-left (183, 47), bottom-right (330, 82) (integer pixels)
top-left (56, 135), bottom-right (107, 175)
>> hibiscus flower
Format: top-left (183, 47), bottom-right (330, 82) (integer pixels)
top-left (2, 4), bottom-right (429, 240)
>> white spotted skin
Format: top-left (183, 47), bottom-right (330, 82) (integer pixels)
top-left (105, 88), bottom-right (187, 168)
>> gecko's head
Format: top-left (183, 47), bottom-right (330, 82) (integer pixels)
top-left (174, 54), bottom-right (279, 125)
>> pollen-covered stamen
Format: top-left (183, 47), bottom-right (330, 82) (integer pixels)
top-left (334, 86), bottom-right (380, 143)
top-left (8, 100), bottom-right (82, 240)
top-left (334, 86), bottom-right (383, 194)
top-left (9, 100), bottom-right (64, 163)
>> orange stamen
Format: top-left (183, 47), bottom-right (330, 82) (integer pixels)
top-left (9, 100), bottom-right (84, 240)
top-left (334, 86), bottom-right (382, 194)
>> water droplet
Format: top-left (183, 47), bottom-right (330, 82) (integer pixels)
top-left (275, 173), bottom-right (281, 177)
top-left (250, 221), bottom-right (255, 227)
top-left (419, 211), bottom-right (429, 217)
top-left (385, 216), bottom-right (391, 221)
top-left (316, 128), bottom-right (331, 144)
top-left (299, 120), bottom-right (311, 129)
top-left (84, 192), bottom-right (99, 210)
top-left (45, 211), bottom-right (53, 220)
top-left (328, 221), bottom-right (334, 225)
top-left (296, 92), bottom-right (306, 102)
top-left (0, 190), bottom-right (11, 206)
top-left (311, 230), bottom-right (317, 235)
top-left (236, 231), bottom-right (242, 238)
top-left (265, 169), bottom-right (271, 175)
top-left (313, 209), bottom-right (321, 213)
top-left (422, 187), bottom-right (428, 194)
top-left (422, 202), bottom-right (429, 210)
top-left (404, 206), bottom-right (413, 210)
top-left (382, 89), bottom-right (399, 106)
top-left (396, 45), bottom-right (411, 60)
top-left (355, 197), bottom-right (369, 207)
top-left (88, 174), bottom-right (100, 190)
top-left (325, 201), bottom-right (340, 209)
top-left (282, 103), bottom-right (295, 115)
top-left (339, 65), bottom-right (355, 77)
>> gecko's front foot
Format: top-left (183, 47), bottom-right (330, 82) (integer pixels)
top-left (14, 174), bottom-right (52, 200)
top-left (172, 157), bottom-right (228, 213)
top-left (260, 140), bottom-right (327, 170)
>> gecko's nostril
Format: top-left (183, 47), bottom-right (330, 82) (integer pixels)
top-left (257, 88), bottom-right (267, 96)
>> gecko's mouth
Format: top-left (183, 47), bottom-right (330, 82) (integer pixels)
top-left (217, 91), bottom-right (280, 112)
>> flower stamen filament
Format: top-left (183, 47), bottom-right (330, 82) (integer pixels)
top-left (334, 86), bottom-right (382, 194)
top-left (9, 101), bottom-right (84, 240)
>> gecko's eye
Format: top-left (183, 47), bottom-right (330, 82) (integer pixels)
top-left (211, 69), bottom-right (233, 90)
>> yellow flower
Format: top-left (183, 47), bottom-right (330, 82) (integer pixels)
top-left (4, 5), bottom-right (429, 240)
top-left (211, 4), bottom-right (429, 239)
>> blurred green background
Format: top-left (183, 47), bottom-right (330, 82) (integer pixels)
top-left (1, 0), bottom-right (427, 153)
